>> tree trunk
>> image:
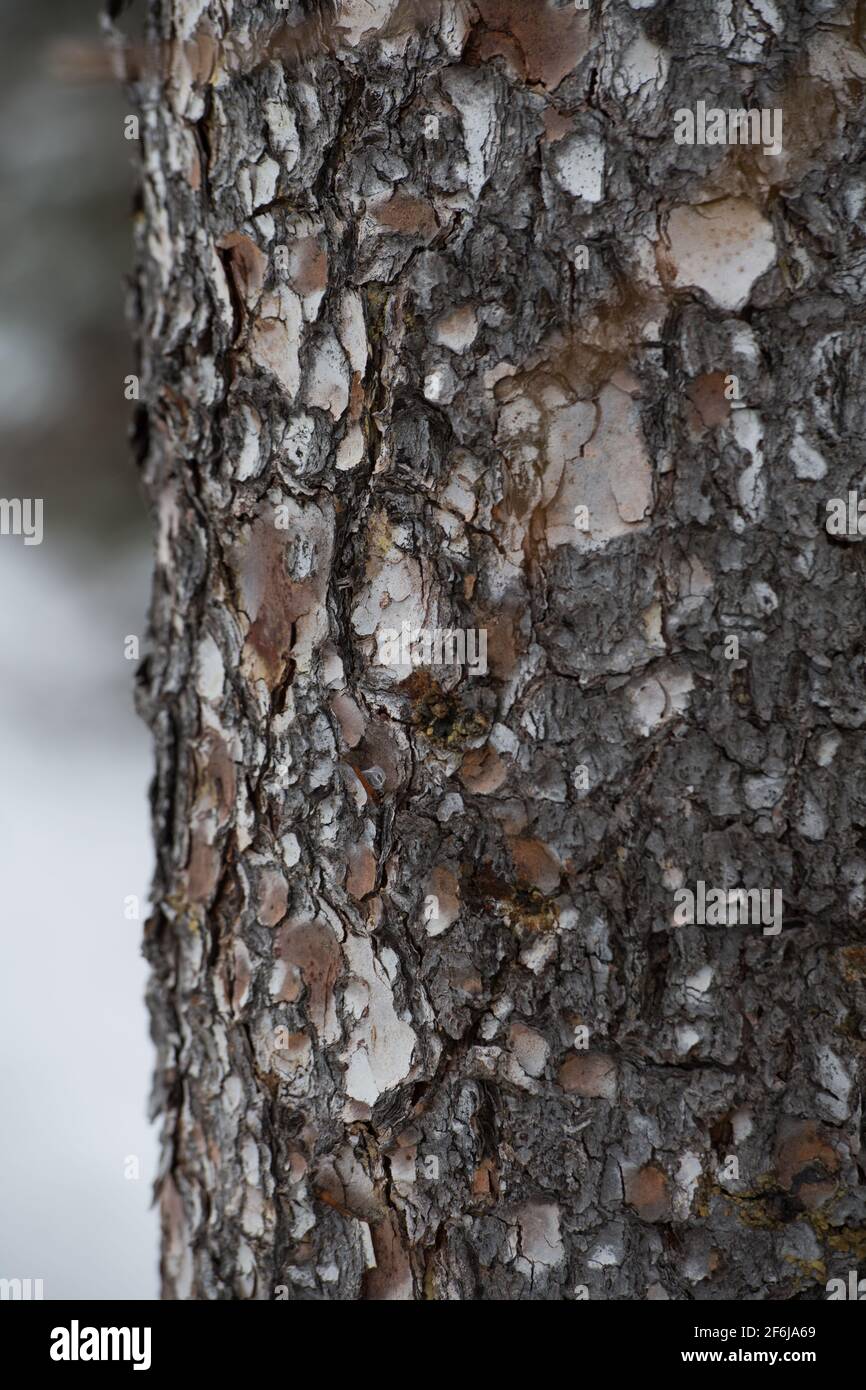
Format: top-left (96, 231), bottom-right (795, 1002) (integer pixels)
top-left (130, 0), bottom-right (866, 1300)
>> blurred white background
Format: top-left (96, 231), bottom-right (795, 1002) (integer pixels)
top-left (0, 0), bottom-right (159, 1299)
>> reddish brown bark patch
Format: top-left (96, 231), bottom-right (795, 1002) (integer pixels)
top-left (686, 371), bottom-right (731, 432)
top-left (509, 836), bottom-right (561, 895)
top-left (775, 1120), bottom-right (839, 1191)
top-left (625, 1165), bottom-right (671, 1222)
top-left (256, 868), bottom-right (288, 927)
top-left (330, 692), bottom-right (366, 749)
top-left (372, 192), bottom-right (437, 239)
top-left (236, 517), bottom-right (315, 689)
top-left (363, 1213), bottom-right (414, 1300)
top-left (216, 231), bottom-right (268, 305)
top-left (186, 835), bottom-right (221, 905)
top-left (196, 729), bottom-right (236, 827)
top-left (274, 918), bottom-right (342, 1040)
top-left (465, 27), bottom-right (524, 81)
top-left (459, 745), bottom-right (508, 795)
top-left (346, 845), bottom-right (377, 900)
top-left (286, 236), bottom-right (328, 296)
top-left (558, 1052), bottom-right (618, 1099)
top-left (471, 1157), bottom-right (499, 1199)
top-left (542, 107), bottom-right (573, 143)
top-left (472, 0), bottom-right (590, 91)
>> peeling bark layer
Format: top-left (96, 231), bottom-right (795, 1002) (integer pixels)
top-left (131, 0), bottom-right (866, 1299)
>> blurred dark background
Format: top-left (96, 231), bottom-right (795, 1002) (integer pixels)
top-left (0, 0), bottom-right (158, 1299)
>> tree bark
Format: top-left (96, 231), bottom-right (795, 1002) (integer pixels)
top-left (130, 0), bottom-right (866, 1299)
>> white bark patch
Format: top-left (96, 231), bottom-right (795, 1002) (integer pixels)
top-left (686, 555), bottom-right (714, 597)
top-left (808, 30), bottom-right (866, 85)
top-left (282, 833), bottom-right (301, 867)
top-left (208, 244), bottom-right (235, 332)
top-left (628, 677), bottom-right (666, 735)
top-left (814, 1046), bottom-right (851, 1121)
top-left (520, 934), bottom-right (557, 975)
top-left (156, 485), bottom-right (180, 569)
top-left (483, 360), bottom-right (518, 391)
top-left (195, 633), bottom-right (224, 702)
top-left (357, 1220), bottom-right (377, 1268)
top-left (732, 409), bottom-right (765, 521)
top-left (431, 305), bottom-right (478, 353)
top-left (677, 1026), bottom-right (701, 1054)
top-left (588, 1242), bottom-right (621, 1268)
top-left (236, 405), bottom-right (262, 481)
top-left (675, 1151), bottom-right (703, 1217)
top-left (341, 934), bottom-right (416, 1104)
top-left (547, 384), bottom-right (652, 551)
top-left (515, 1203), bottom-right (564, 1277)
top-left (685, 965), bottom-right (713, 996)
top-left (544, 398), bottom-right (596, 518)
top-left (509, 1023), bottom-right (549, 1079)
top-left (795, 791), bottom-right (827, 843)
top-left (552, 133), bottom-right (606, 202)
top-left (814, 732), bottom-right (840, 767)
top-left (336, 0), bottom-right (397, 47)
top-left (743, 775), bottom-right (785, 810)
top-left (250, 290), bottom-right (303, 399)
top-left (663, 199), bottom-right (776, 311)
top-left (642, 601), bottom-right (666, 652)
top-left (252, 156), bottom-right (280, 210)
top-left (440, 68), bottom-right (498, 201)
top-left (337, 423), bottom-right (365, 471)
top-left (753, 0), bottom-right (783, 32)
top-left (264, 101), bottom-right (300, 169)
top-left (352, 549), bottom-right (427, 680)
top-left (306, 329), bottom-right (350, 418)
top-left (232, 941), bottom-right (252, 1015)
top-left (712, 0), bottom-right (737, 49)
top-left (321, 648), bottom-right (345, 689)
top-left (441, 452), bottom-right (480, 521)
top-left (337, 290), bottom-right (369, 374)
top-left (422, 865), bottom-right (460, 937)
top-left (499, 394), bottom-right (544, 442)
top-left (423, 364), bottom-right (458, 403)
top-left (789, 426), bottom-right (827, 480)
top-left (175, 0), bottom-right (211, 39)
top-left (628, 665), bottom-right (693, 735)
top-left (731, 323), bottom-right (760, 362)
top-left (609, 35), bottom-right (669, 105)
top-left (437, 793), bottom-right (464, 822)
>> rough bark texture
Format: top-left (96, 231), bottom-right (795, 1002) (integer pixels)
top-left (129, 0), bottom-right (866, 1299)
